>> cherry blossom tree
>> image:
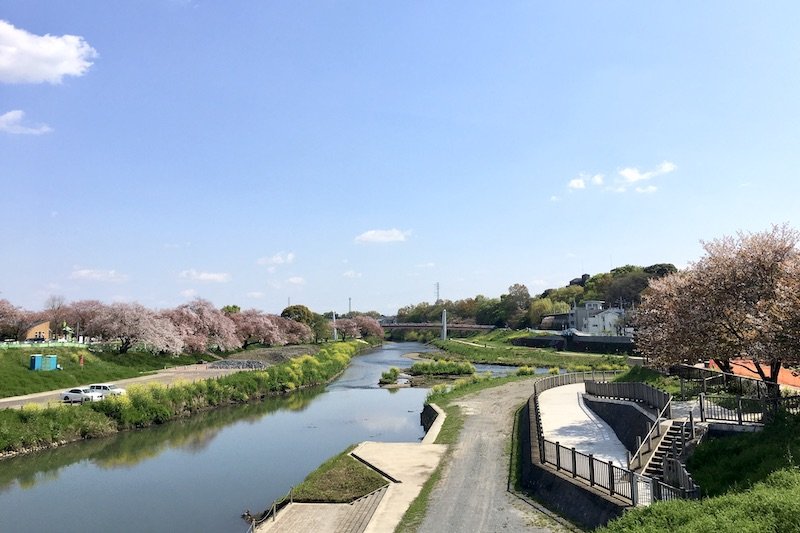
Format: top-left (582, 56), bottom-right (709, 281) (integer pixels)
top-left (637, 224), bottom-right (800, 395)
top-left (164, 298), bottom-right (239, 353)
top-left (334, 318), bottom-right (360, 340)
top-left (353, 315), bottom-right (384, 338)
top-left (63, 300), bottom-right (105, 340)
top-left (89, 302), bottom-right (183, 354)
top-left (231, 309), bottom-right (288, 349)
top-left (274, 316), bottom-right (312, 344)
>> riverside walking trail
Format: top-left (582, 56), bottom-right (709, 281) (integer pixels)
top-left (257, 377), bottom-right (631, 532)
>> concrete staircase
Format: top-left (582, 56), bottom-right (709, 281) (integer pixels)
top-left (334, 485), bottom-right (388, 533)
top-left (642, 420), bottom-right (692, 481)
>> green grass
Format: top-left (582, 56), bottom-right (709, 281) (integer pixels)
top-left (408, 360), bottom-right (475, 376)
top-left (687, 413), bottom-right (800, 497)
top-left (599, 414), bottom-right (800, 532)
top-left (597, 468), bottom-right (800, 533)
top-left (430, 338), bottom-right (626, 371)
top-left (292, 445), bottom-right (388, 503)
top-left (0, 345), bottom-right (203, 398)
top-left (612, 366), bottom-right (681, 395)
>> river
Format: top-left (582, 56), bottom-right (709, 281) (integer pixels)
top-left (0, 342), bottom-right (531, 532)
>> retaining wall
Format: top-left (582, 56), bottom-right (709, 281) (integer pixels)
top-left (582, 397), bottom-right (654, 453)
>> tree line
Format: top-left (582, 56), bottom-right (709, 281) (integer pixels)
top-left (396, 263), bottom-right (677, 329)
top-left (0, 298), bottom-right (384, 355)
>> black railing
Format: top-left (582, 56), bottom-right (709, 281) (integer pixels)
top-left (700, 393), bottom-right (800, 424)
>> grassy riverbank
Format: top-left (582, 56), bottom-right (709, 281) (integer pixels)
top-left (430, 337), bottom-right (626, 372)
top-left (0, 345), bottom-right (204, 398)
top-left (0, 341), bottom-right (366, 456)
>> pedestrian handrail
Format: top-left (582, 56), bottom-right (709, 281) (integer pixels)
top-left (243, 487), bottom-right (294, 532)
top-left (699, 393), bottom-right (800, 424)
top-left (585, 380), bottom-right (671, 414)
top-left (627, 398), bottom-right (673, 470)
top-left (540, 436), bottom-right (696, 505)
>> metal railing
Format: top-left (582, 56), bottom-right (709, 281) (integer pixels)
top-left (585, 380), bottom-right (671, 415)
top-left (699, 393), bottom-right (800, 424)
top-left (672, 364), bottom-right (769, 399)
top-left (244, 487), bottom-right (294, 532)
top-left (627, 400), bottom-right (673, 470)
top-left (540, 436), bottom-right (694, 505)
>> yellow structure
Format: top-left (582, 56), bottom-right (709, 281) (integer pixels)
top-left (25, 321), bottom-right (51, 341)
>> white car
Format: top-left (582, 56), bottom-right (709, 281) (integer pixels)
top-left (62, 387), bottom-right (104, 403)
top-left (88, 383), bottom-right (127, 397)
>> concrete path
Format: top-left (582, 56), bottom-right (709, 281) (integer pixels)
top-left (538, 383), bottom-right (628, 467)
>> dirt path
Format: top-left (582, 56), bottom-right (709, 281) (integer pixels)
top-left (418, 380), bottom-right (566, 533)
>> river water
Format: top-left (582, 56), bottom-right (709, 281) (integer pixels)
top-left (0, 342), bottom-right (530, 532)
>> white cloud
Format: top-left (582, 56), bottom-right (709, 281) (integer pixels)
top-left (567, 178), bottom-right (586, 190)
top-left (70, 268), bottom-right (128, 282)
top-left (0, 110), bottom-right (52, 134)
top-left (287, 276), bottom-right (305, 285)
top-left (180, 289), bottom-right (197, 298)
top-left (343, 270), bottom-right (362, 279)
top-left (416, 262), bottom-right (436, 269)
top-left (0, 20), bottom-right (97, 84)
top-left (619, 161), bottom-right (676, 184)
top-left (355, 229), bottom-right (410, 244)
top-left (567, 172), bottom-right (604, 192)
top-left (635, 185), bottom-right (658, 194)
top-left (247, 291), bottom-right (265, 299)
top-left (179, 269), bottom-right (231, 283)
top-left (257, 251), bottom-right (295, 266)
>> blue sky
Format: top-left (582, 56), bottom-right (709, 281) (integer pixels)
top-left (2, 1), bottom-right (800, 315)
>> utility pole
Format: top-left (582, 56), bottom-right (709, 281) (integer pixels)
top-left (441, 309), bottom-right (447, 340)
top-left (348, 297), bottom-right (351, 315)
top-left (332, 311), bottom-right (338, 341)
top-left (435, 282), bottom-right (440, 304)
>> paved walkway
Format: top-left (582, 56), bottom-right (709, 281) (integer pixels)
top-left (538, 383), bottom-right (628, 467)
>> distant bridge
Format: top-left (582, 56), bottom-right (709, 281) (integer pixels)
top-left (381, 323), bottom-right (496, 332)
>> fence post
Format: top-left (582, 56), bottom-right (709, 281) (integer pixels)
top-left (589, 454), bottom-right (595, 486)
top-left (689, 412), bottom-right (695, 439)
top-left (608, 460), bottom-right (615, 496)
top-left (681, 379), bottom-right (685, 401)
top-left (556, 442), bottom-right (561, 471)
top-left (635, 436), bottom-right (642, 468)
top-left (651, 476), bottom-right (659, 502)
top-left (699, 393), bottom-right (706, 422)
top-left (737, 397), bottom-right (743, 425)
top-left (631, 473), bottom-right (638, 506)
top-left (571, 447), bottom-right (577, 478)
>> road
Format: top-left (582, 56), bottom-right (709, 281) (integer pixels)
top-left (0, 364), bottom-right (245, 409)
top-left (418, 380), bottom-right (567, 533)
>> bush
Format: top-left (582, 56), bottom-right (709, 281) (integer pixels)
top-left (379, 367), bottom-right (400, 384)
top-left (409, 360), bottom-right (475, 376)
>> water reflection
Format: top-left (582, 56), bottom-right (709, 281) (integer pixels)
top-left (0, 343), bottom-right (432, 533)
top-left (0, 386), bottom-right (325, 493)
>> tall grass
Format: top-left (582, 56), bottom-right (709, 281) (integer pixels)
top-left (408, 360), bottom-right (475, 376)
